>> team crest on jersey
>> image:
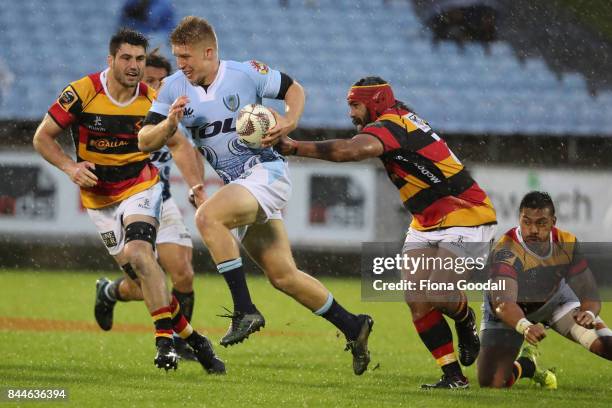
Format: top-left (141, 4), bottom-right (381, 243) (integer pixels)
top-left (494, 248), bottom-right (514, 263)
top-left (223, 94), bottom-right (241, 112)
top-left (249, 60), bottom-right (269, 75)
top-left (58, 88), bottom-right (77, 111)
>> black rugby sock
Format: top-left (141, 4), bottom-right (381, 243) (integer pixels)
top-left (317, 295), bottom-right (361, 340)
top-left (172, 288), bottom-right (194, 322)
top-left (217, 258), bottom-right (257, 314)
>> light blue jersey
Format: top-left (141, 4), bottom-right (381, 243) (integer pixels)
top-left (150, 60), bottom-right (285, 184)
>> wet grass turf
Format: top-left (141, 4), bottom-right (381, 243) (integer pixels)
top-left (1, 269), bottom-right (611, 407)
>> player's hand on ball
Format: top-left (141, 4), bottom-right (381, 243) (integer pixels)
top-left (261, 108), bottom-right (297, 148)
top-left (188, 183), bottom-right (207, 208)
top-left (524, 323), bottom-right (546, 345)
top-left (275, 136), bottom-right (298, 156)
top-left (68, 161), bottom-right (98, 188)
top-left (574, 310), bottom-right (595, 329)
top-left (168, 96), bottom-right (190, 128)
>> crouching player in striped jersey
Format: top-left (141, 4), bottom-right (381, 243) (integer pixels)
top-left (478, 191), bottom-right (612, 389)
top-left (276, 76), bottom-right (497, 388)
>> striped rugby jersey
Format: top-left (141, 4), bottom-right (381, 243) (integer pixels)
top-left (361, 107), bottom-right (497, 231)
top-left (48, 69), bottom-right (159, 209)
top-left (489, 226), bottom-right (588, 314)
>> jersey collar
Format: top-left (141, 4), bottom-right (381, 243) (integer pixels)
top-left (100, 68), bottom-right (140, 107)
top-left (195, 60), bottom-right (226, 101)
top-left (516, 226), bottom-right (553, 260)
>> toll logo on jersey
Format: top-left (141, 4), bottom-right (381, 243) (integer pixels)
top-left (223, 94), bottom-right (241, 112)
top-left (189, 117), bottom-right (236, 142)
top-left (249, 60), bottom-right (269, 75)
top-left (58, 88), bottom-right (77, 111)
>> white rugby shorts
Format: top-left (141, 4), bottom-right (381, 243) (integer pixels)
top-left (402, 224), bottom-right (497, 259)
top-left (230, 161), bottom-right (291, 241)
top-left (87, 182), bottom-right (163, 256)
top-left (157, 197), bottom-right (192, 248)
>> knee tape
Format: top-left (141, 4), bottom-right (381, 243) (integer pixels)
top-left (125, 221), bottom-right (157, 247)
top-left (570, 323), bottom-right (599, 350)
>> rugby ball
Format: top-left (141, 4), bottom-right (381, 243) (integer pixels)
top-left (236, 104), bottom-right (276, 149)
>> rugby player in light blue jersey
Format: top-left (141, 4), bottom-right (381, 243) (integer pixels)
top-left (138, 16), bottom-right (373, 375)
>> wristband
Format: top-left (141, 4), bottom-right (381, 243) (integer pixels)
top-left (515, 318), bottom-right (533, 335)
top-left (584, 310), bottom-right (596, 320)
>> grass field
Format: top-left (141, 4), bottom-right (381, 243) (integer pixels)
top-left (1, 269), bottom-right (611, 407)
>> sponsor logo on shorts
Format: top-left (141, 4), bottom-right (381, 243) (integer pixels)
top-left (239, 170), bottom-right (253, 179)
top-left (138, 198), bottom-right (151, 209)
top-left (101, 231), bottom-right (117, 248)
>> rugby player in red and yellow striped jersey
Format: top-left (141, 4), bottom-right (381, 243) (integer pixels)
top-left (33, 28), bottom-right (223, 373)
top-left (277, 76), bottom-right (497, 389)
top-left (478, 191), bottom-right (611, 389)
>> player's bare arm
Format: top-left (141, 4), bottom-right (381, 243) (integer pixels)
top-left (33, 114), bottom-right (98, 188)
top-left (490, 277), bottom-right (546, 345)
top-left (261, 80), bottom-right (305, 147)
top-left (166, 130), bottom-right (207, 207)
top-left (138, 95), bottom-right (189, 152)
top-left (279, 133), bottom-right (384, 162)
top-left (166, 130), bottom-right (204, 188)
top-left (567, 267), bottom-right (602, 328)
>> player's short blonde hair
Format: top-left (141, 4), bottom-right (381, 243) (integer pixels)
top-left (170, 16), bottom-right (217, 48)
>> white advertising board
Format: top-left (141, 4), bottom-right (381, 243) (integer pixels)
top-left (471, 165), bottom-right (612, 241)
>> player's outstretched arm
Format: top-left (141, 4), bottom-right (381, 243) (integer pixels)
top-left (167, 130), bottom-right (204, 189)
top-left (278, 133), bottom-right (384, 162)
top-left (33, 114), bottom-right (98, 188)
top-left (138, 96), bottom-right (189, 152)
top-left (490, 277), bottom-right (546, 345)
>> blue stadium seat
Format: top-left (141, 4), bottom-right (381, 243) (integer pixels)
top-left (0, 0), bottom-right (607, 136)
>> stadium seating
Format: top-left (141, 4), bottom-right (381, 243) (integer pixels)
top-left (0, 0), bottom-right (610, 136)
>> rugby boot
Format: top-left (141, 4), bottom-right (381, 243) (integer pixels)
top-left (218, 307), bottom-right (265, 347)
top-left (519, 345), bottom-right (557, 390)
top-left (188, 332), bottom-right (226, 374)
top-left (173, 337), bottom-right (198, 362)
top-left (94, 278), bottom-right (116, 331)
top-left (455, 307), bottom-right (480, 366)
top-left (421, 374), bottom-right (469, 389)
top-left (345, 314), bottom-right (374, 375)
top-left (154, 339), bottom-right (178, 371)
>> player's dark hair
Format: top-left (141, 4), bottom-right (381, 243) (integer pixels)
top-left (519, 191), bottom-right (556, 216)
top-left (109, 28), bottom-right (149, 56)
top-left (352, 76), bottom-right (413, 112)
top-left (146, 48), bottom-right (172, 75)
